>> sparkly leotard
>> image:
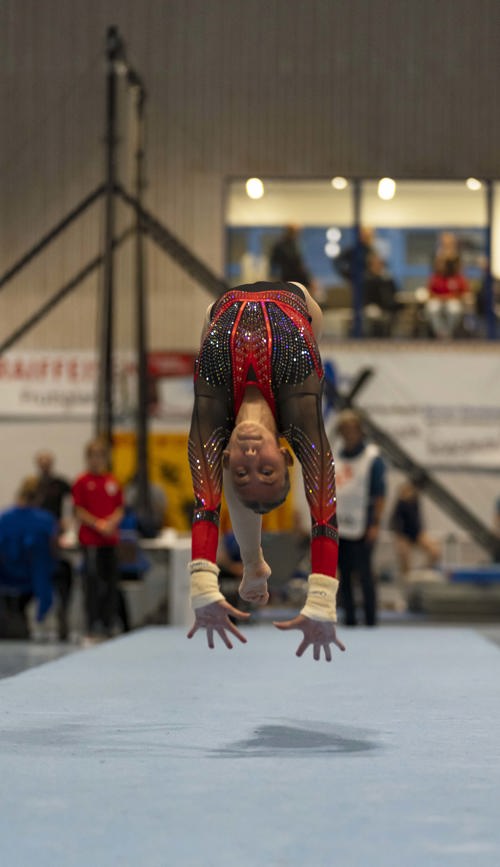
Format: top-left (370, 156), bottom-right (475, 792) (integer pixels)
top-left (188, 281), bottom-right (338, 577)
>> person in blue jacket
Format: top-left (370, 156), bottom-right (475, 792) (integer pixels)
top-left (0, 477), bottom-right (57, 638)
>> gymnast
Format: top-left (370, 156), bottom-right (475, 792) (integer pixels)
top-left (187, 280), bottom-right (345, 661)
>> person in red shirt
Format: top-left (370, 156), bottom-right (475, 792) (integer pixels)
top-left (426, 252), bottom-right (469, 338)
top-left (72, 437), bottom-right (124, 641)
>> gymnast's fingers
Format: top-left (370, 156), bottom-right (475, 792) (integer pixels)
top-left (216, 627), bottom-right (233, 649)
top-left (225, 620), bottom-right (248, 643)
top-left (187, 622), bottom-right (198, 639)
top-left (334, 635), bottom-right (347, 652)
top-left (273, 617), bottom-right (300, 631)
top-left (224, 602), bottom-right (251, 620)
top-left (295, 637), bottom-right (309, 657)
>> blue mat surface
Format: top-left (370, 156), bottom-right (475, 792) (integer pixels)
top-left (1, 625), bottom-right (500, 866)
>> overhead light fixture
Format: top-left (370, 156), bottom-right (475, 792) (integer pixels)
top-left (324, 242), bottom-right (341, 258)
top-left (377, 177), bottom-right (396, 200)
top-left (466, 178), bottom-right (482, 191)
top-left (245, 177), bottom-right (264, 199)
top-left (326, 227), bottom-right (341, 242)
top-left (331, 176), bottom-right (348, 190)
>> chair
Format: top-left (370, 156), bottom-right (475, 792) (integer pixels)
top-left (117, 529), bottom-right (151, 581)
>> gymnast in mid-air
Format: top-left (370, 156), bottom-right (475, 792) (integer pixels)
top-left (187, 280), bottom-right (345, 661)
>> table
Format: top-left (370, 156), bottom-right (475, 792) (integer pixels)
top-left (58, 528), bottom-right (192, 628)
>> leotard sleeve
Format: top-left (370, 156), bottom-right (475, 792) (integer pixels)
top-left (278, 375), bottom-right (338, 578)
top-left (188, 377), bottom-right (231, 563)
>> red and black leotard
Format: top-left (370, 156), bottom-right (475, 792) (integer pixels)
top-left (188, 281), bottom-right (338, 578)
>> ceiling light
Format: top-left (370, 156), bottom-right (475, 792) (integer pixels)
top-left (377, 177), bottom-right (396, 200)
top-left (326, 227), bottom-right (341, 242)
top-left (245, 178), bottom-right (264, 199)
top-left (331, 176), bottom-right (348, 190)
top-left (466, 178), bottom-right (482, 191)
top-left (325, 242), bottom-right (341, 258)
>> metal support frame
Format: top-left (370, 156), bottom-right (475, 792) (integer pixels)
top-left (130, 69), bottom-right (152, 527)
top-left (0, 185), bottom-right (104, 292)
top-left (97, 25), bottom-right (121, 446)
top-left (351, 178), bottom-right (363, 339)
top-left (0, 227), bottom-right (133, 356)
top-left (485, 180), bottom-right (496, 340)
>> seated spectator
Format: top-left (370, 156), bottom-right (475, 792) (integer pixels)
top-left (362, 252), bottom-right (400, 337)
top-left (117, 505), bottom-right (151, 583)
top-left (390, 481), bottom-right (441, 601)
top-left (0, 477), bottom-right (57, 639)
top-left (426, 253), bottom-right (469, 339)
top-left (124, 473), bottom-right (167, 537)
top-left (33, 450), bottom-right (73, 641)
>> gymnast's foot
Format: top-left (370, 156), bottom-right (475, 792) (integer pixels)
top-left (239, 558), bottom-right (271, 605)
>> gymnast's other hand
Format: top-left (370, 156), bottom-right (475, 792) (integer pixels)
top-left (273, 614), bottom-right (346, 662)
top-left (187, 600), bottom-right (250, 650)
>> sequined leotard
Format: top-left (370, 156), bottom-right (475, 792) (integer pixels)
top-left (188, 281), bottom-right (338, 578)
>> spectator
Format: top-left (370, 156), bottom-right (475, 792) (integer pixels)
top-left (33, 450), bottom-right (72, 525)
top-left (72, 437), bottom-right (124, 643)
top-left (362, 251), bottom-right (400, 337)
top-left (334, 226), bottom-right (375, 285)
top-left (270, 224), bottom-right (315, 291)
top-left (434, 231), bottom-right (461, 266)
top-left (123, 473), bottom-right (167, 537)
top-left (0, 477), bottom-right (57, 639)
top-left (390, 481), bottom-right (441, 600)
top-left (33, 450), bottom-right (73, 641)
top-left (426, 252), bottom-right (469, 339)
top-left (334, 409), bottom-right (386, 627)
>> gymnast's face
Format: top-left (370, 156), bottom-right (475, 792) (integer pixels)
top-left (223, 422), bottom-right (291, 509)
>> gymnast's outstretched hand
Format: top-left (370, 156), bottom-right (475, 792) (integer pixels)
top-left (273, 614), bottom-right (346, 662)
top-left (187, 600), bottom-right (250, 650)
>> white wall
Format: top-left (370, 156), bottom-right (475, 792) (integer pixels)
top-left (0, 420), bottom-right (93, 509)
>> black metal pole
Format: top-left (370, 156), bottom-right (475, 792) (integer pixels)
top-left (98, 26), bottom-right (121, 444)
top-left (0, 185), bottom-right (105, 292)
top-left (116, 185), bottom-right (229, 298)
top-left (132, 79), bottom-right (153, 528)
top-left (351, 178), bottom-right (363, 338)
top-left (485, 180), bottom-right (496, 340)
top-left (0, 228), bottom-right (133, 357)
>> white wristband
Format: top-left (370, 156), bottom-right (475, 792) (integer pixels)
top-left (300, 574), bottom-right (339, 622)
top-left (189, 560), bottom-right (225, 610)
